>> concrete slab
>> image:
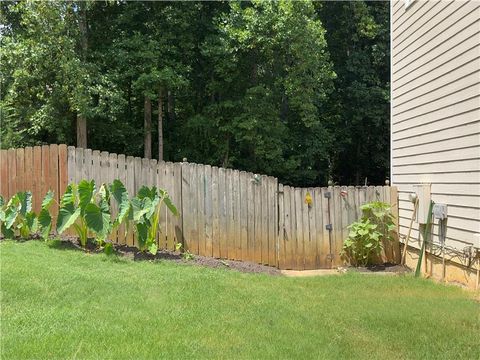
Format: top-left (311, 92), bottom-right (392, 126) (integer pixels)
top-left (280, 269), bottom-right (339, 277)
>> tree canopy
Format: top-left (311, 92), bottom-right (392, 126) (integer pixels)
top-left (0, 0), bottom-right (390, 187)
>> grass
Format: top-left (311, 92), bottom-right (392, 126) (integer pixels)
top-left (1, 240), bottom-right (479, 360)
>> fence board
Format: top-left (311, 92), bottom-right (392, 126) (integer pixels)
top-left (305, 188), bottom-right (316, 270)
top-left (239, 172), bottom-right (248, 261)
top-left (23, 147), bottom-right (34, 210)
top-left (117, 154), bottom-right (126, 245)
top-left (216, 167), bottom-right (223, 257)
top-left (313, 188), bottom-right (323, 268)
top-left (83, 148), bottom-right (92, 182)
top-left (233, 171), bottom-right (241, 261)
top-left (197, 164), bottom-right (206, 256)
top-left (73, 148), bottom-right (83, 183)
top-left (259, 176), bottom-right (268, 264)
top-left (181, 163), bottom-right (191, 252)
top-left (204, 165), bottom-right (213, 257)
top-left (164, 162), bottom-right (174, 251)
top-left (211, 166), bottom-right (220, 258)
top-left (33, 147), bottom-right (42, 213)
top-left (125, 156), bottom-right (135, 246)
top-left (157, 161), bottom-right (167, 249)
top-left (15, 148), bottom-right (24, 193)
top-left (0, 150), bottom-right (7, 199)
top-left (41, 146), bottom-right (50, 200)
top-left (58, 145), bottom-right (68, 202)
top-left (226, 169), bottom-right (235, 259)
top-left (7, 149), bottom-right (15, 198)
top-left (48, 145), bottom-right (59, 221)
top-left (246, 173), bottom-right (255, 262)
top-left (108, 153), bottom-right (118, 243)
top-left (173, 163), bottom-right (183, 250)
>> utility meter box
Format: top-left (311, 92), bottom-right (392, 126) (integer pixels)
top-left (433, 203), bottom-right (448, 220)
top-left (413, 184), bottom-right (431, 224)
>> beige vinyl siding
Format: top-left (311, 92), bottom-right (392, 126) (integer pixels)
top-left (391, 0), bottom-right (480, 257)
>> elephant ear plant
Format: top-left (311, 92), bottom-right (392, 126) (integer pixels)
top-left (131, 186), bottom-right (178, 255)
top-left (0, 191), bottom-right (37, 238)
top-left (56, 179), bottom-right (130, 249)
top-left (57, 180), bottom-right (110, 247)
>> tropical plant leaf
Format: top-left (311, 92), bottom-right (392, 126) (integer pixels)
top-left (135, 222), bottom-right (148, 249)
top-left (41, 190), bottom-right (55, 209)
top-left (148, 242), bottom-right (158, 255)
top-left (78, 180), bottom-right (96, 210)
top-left (4, 207), bottom-right (17, 229)
top-left (84, 203), bottom-right (111, 237)
top-left (1, 222), bottom-right (14, 238)
top-left (60, 184), bottom-right (76, 206)
top-left (110, 180), bottom-right (130, 226)
top-left (137, 186), bottom-right (157, 200)
top-left (56, 203), bottom-right (81, 234)
top-left (38, 208), bottom-right (52, 239)
top-left (17, 191), bottom-right (32, 216)
top-left (163, 194), bottom-right (178, 216)
top-left (25, 211), bottom-right (37, 230)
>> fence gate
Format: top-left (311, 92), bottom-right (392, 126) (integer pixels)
top-left (277, 185), bottom-right (399, 270)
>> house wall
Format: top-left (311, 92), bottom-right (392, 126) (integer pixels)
top-left (391, 0), bottom-right (480, 285)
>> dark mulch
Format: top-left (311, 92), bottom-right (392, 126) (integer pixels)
top-left (341, 263), bottom-right (411, 274)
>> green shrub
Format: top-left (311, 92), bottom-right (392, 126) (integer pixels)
top-left (342, 201), bottom-right (395, 266)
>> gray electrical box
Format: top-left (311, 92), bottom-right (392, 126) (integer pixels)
top-left (433, 203), bottom-right (448, 220)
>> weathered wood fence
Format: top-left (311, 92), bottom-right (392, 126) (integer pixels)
top-left (0, 145), bottom-right (400, 269)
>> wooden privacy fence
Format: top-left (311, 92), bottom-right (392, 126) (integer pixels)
top-left (0, 145), bottom-right (400, 269)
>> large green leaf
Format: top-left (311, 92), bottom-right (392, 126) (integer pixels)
top-left (137, 186), bottom-right (157, 201)
top-left (135, 222), bottom-right (148, 249)
top-left (56, 203), bottom-right (81, 234)
top-left (110, 180), bottom-right (130, 226)
top-left (4, 207), bottom-right (17, 229)
top-left (84, 203), bottom-right (111, 238)
top-left (1, 223), bottom-right (14, 238)
top-left (38, 208), bottom-right (52, 239)
top-left (131, 197), bottom-right (152, 223)
top-left (17, 191), bottom-right (32, 216)
top-left (162, 194), bottom-right (178, 216)
top-left (25, 211), bottom-right (37, 230)
top-left (78, 180), bottom-right (96, 210)
top-left (60, 184), bottom-right (76, 206)
top-left (41, 190), bottom-right (55, 209)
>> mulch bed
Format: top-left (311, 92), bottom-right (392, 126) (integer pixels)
top-left (339, 263), bottom-right (411, 274)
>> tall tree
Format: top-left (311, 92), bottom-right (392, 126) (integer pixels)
top-left (317, 1), bottom-right (390, 185)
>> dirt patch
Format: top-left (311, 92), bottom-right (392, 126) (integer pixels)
top-left (115, 245), bottom-right (281, 275)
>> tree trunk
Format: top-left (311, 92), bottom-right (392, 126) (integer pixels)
top-left (144, 96), bottom-right (152, 159)
top-left (76, 114), bottom-right (87, 148)
top-left (167, 91), bottom-right (175, 124)
top-left (158, 89), bottom-right (164, 162)
top-left (76, 3), bottom-right (88, 148)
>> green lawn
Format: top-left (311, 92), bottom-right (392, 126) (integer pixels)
top-left (1, 240), bottom-right (479, 360)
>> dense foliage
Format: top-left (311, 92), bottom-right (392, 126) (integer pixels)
top-left (0, 1), bottom-right (390, 186)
